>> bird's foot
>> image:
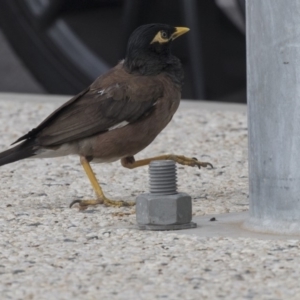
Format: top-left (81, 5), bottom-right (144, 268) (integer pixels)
top-left (170, 155), bottom-right (213, 169)
top-left (102, 197), bottom-right (135, 208)
top-left (69, 197), bottom-right (135, 210)
top-left (121, 154), bottom-right (213, 169)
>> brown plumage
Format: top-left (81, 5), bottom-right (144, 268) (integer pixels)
top-left (0, 24), bottom-right (212, 209)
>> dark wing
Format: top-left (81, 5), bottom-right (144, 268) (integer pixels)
top-left (13, 77), bottom-right (163, 147)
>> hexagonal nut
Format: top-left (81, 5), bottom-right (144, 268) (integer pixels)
top-left (136, 192), bottom-right (192, 225)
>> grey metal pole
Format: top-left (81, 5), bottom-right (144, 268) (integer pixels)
top-left (245, 0), bottom-right (300, 234)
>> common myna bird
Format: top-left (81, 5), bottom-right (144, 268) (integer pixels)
top-left (0, 24), bottom-right (212, 210)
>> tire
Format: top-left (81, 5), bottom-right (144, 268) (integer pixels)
top-left (0, 0), bottom-right (246, 101)
top-left (0, 0), bottom-right (123, 94)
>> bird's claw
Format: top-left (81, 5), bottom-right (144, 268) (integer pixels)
top-left (69, 197), bottom-right (135, 210)
top-left (192, 157), bottom-right (213, 169)
top-left (69, 199), bottom-right (103, 210)
top-left (172, 155), bottom-right (213, 169)
top-left (102, 198), bottom-right (135, 207)
top-left (192, 157), bottom-right (201, 169)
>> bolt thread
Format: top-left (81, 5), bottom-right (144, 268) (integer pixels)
top-left (149, 160), bottom-right (177, 195)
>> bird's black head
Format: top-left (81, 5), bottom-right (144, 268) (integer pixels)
top-left (124, 24), bottom-right (189, 77)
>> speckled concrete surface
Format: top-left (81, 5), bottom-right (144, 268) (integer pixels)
top-left (0, 94), bottom-right (299, 300)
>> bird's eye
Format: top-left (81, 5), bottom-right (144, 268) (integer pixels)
top-left (160, 31), bottom-right (168, 39)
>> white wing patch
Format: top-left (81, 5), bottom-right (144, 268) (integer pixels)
top-left (97, 89), bottom-right (105, 95)
top-left (108, 121), bottom-right (129, 131)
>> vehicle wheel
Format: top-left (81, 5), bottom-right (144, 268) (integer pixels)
top-left (0, 0), bottom-right (246, 101)
top-left (0, 0), bottom-right (127, 95)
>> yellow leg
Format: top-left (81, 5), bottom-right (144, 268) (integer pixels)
top-left (70, 156), bottom-right (135, 210)
top-left (121, 154), bottom-right (213, 169)
top-left (80, 156), bottom-right (105, 199)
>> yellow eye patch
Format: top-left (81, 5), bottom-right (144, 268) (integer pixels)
top-left (150, 27), bottom-right (190, 44)
top-left (150, 31), bottom-right (169, 44)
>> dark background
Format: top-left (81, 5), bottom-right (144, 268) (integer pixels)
top-left (0, 30), bottom-right (45, 94)
top-left (0, 0), bottom-right (246, 102)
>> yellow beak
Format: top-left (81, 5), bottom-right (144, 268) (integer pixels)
top-left (172, 27), bottom-right (190, 40)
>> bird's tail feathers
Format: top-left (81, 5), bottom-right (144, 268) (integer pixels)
top-left (0, 139), bottom-right (36, 167)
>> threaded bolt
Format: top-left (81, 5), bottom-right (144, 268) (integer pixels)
top-left (149, 160), bottom-right (177, 195)
top-left (136, 160), bottom-right (197, 231)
